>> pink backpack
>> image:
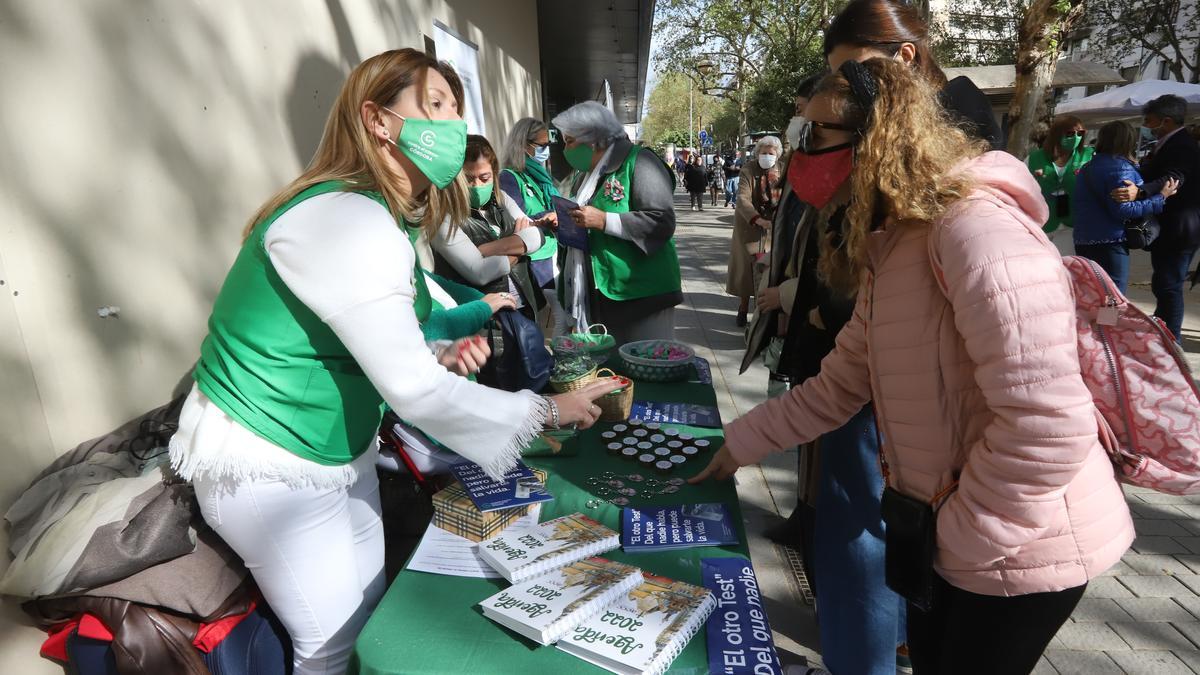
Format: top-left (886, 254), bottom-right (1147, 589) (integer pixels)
top-left (1065, 256), bottom-right (1200, 494)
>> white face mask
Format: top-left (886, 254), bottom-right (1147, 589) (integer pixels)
top-left (758, 153), bottom-right (778, 169)
top-left (786, 116), bottom-right (806, 150)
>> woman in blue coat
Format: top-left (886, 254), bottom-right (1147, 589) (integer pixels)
top-left (1072, 121), bottom-right (1177, 292)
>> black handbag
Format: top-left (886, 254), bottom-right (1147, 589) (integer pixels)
top-left (876, 425), bottom-right (956, 612)
top-left (478, 308), bottom-right (553, 393)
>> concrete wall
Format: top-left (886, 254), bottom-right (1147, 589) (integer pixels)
top-left (0, 0), bottom-right (541, 669)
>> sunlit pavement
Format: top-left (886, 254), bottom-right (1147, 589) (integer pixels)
top-left (670, 191), bottom-right (1200, 674)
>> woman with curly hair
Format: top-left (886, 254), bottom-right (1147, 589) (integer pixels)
top-left (693, 58), bottom-right (1133, 673)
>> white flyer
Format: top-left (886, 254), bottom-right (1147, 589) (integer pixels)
top-left (405, 505), bottom-right (540, 578)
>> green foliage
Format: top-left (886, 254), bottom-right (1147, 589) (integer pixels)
top-left (930, 0), bottom-right (1023, 67)
top-left (640, 71), bottom-right (731, 148)
top-left (1085, 0), bottom-right (1200, 82)
top-left (653, 0), bottom-right (839, 135)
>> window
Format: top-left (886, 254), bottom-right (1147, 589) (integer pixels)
top-left (1159, 61), bottom-right (1171, 80)
top-left (1121, 66), bottom-right (1139, 82)
top-left (1086, 85), bottom-right (1104, 96)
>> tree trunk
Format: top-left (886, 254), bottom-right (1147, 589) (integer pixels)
top-left (1006, 0), bottom-right (1081, 160)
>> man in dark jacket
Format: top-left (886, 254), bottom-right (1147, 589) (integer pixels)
top-left (1113, 94), bottom-right (1200, 340)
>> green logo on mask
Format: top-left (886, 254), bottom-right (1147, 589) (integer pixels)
top-left (383, 106), bottom-right (467, 189)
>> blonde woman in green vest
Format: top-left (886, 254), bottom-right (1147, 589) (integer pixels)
top-left (167, 49), bottom-right (619, 675)
top-left (1026, 115), bottom-right (1093, 240)
top-left (499, 117), bottom-right (569, 335)
top-left (552, 101), bottom-right (683, 345)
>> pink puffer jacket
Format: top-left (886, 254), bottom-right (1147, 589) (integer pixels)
top-left (726, 151), bottom-right (1134, 596)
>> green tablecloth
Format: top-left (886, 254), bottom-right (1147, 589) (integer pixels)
top-left (351, 380), bottom-right (748, 675)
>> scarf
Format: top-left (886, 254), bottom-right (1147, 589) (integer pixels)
top-left (524, 157), bottom-right (559, 210)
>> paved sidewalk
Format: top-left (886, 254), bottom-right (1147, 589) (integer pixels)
top-left (668, 192), bottom-right (1200, 674)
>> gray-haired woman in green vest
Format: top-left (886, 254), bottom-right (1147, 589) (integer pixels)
top-left (553, 101), bottom-right (683, 345)
top-left (167, 49), bottom-right (619, 675)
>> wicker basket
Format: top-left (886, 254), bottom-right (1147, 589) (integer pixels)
top-left (549, 367), bottom-right (598, 393)
top-left (551, 324), bottom-right (617, 365)
top-left (617, 340), bottom-right (695, 383)
top-left (595, 368), bottom-right (633, 422)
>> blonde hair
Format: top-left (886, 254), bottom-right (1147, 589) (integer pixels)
top-left (817, 58), bottom-right (986, 294)
top-left (242, 49), bottom-right (469, 241)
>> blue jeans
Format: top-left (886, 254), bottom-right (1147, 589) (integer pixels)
top-left (813, 404), bottom-right (906, 675)
top-left (724, 177), bottom-right (739, 205)
top-left (1150, 245), bottom-right (1198, 341)
top-left (1075, 241), bottom-right (1130, 294)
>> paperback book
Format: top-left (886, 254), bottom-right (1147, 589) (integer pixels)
top-left (448, 460), bottom-right (554, 513)
top-left (702, 557), bottom-right (783, 675)
top-left (629, 401), bottom-right (721, 428)
top-left (622, 503), bottom-right (739, 552)
top-left (558, 572), bottom-right (716, 675)
top-left (480, 557), bottom-right (642, 646)
top-left (552, 196), bottom-right (590, 251)
top-left (477, 512), bottom-right (620, 583)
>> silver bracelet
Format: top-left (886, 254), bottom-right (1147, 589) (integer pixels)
top-left (543, 396), bottom-right (560, 429)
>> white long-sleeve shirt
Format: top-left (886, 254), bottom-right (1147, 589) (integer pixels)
top-left (170, 193), bottom-right (546, 488)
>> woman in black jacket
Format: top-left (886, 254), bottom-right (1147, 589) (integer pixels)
top-left (683, 155), bottom-right (709, 211)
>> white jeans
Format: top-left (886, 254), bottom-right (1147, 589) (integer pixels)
top-left (194, 459), bottom-right (386, 675)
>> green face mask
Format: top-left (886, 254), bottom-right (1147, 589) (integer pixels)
top-left (383, 106), bottom-right (467, 189)
top-left (1060, 133), bottom-right (1082, 153)
top-left (469, 182), bottom-right (494, 209)
top-left (564, 143), bottom-right (595, 172)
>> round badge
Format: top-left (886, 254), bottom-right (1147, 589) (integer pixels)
top-left (664, 428), bottom-right (680, 436)
top-left (623, 436), bottom-right (639, 445)
top-left (637, 441), bottom-right (654, 450)
top-left (638, 453), bottom-right (657, 464)
top-left (650, 434), bottom-right (666, 443)
top-left (667, 440), bottom-right (683, 449)
top-left (621, 447), bottom-right (639, 459)
top-left (667, 478), bottom-right (686, 486)
top-left (612, 424), bottom-right (628, 432)
top-left (646, 422), bottom-right (662, 430)
top-left (654, 460), bottom-right (673, 473)
top-left (694, 438), bottom-right (711, 448)
top-left (678, 433), bottom-right (694, 441)
top-left (606, 442), bottom-right (623, 454)
top-left (669, 455), bottom-right (686, 465)
top-left (618, 487), bottom-right (637, 497)
top-left (607, 479), bottom-right (625, 488)
top-left (682, 446), bottom-right (699, 457)
top-left (601, 431), bottom-right (617, 440)
top-left (628, 418), bottom-right (643, 426)
top-left (654, 447), bottom-right (672, 457)
top-left (611, 497), bottom-right (630, 506)
top-left (633, 428), bottom-right (649, 438)
top-left (626, 473), bottom-right (645, 483)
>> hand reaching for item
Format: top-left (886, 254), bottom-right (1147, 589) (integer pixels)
top-left (1162, 177), bottom-right (1180, 199)
top-left (436, 335), bottom-right (491, 376)
top-left (482, 292), bottom-right (518, 314)
top-left (547, 377), bottom-right (625, 430)
top-left (688, 445), bottom-right (742, 483)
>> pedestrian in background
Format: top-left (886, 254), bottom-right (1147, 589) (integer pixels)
top-left (1112, 94), bottom-right (1200, 341)
top-left (1027, 115), bottom-right (1093, 244)
top-left (684, 155), bottom-right (708, 211)
top-left (723, 154), bottom-right (741, 207)
top-left (1072, 120), bottom-right (1176, 293)
top-left (727, 135), bottom-right (782, 327)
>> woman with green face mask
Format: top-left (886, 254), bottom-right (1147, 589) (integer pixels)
top-left (1026, 115), bottom-right (1094, 240)
top-left (167, 49), bottom-right (621, 675)
top-left (424, 134), bottom-right (544, 320)
top-left (551, 101), bottom-right (683, 345)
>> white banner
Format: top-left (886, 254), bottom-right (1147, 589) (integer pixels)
top-left (432, 21), bottom-right (486, 136)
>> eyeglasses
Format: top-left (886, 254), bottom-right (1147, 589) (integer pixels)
top-left (797, 119), bottom-right (859, 154)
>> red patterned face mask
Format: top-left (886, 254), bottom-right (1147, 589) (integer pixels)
top-left (787, 144), bottom-right (854, 209)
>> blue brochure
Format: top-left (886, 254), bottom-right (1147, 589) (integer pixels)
top-left (552, 196), bottom-right (590, 251)
top-left (630, 400), bottom-right (721, 428)
top-left (701, 557), bottom-right (783, 675)
top-left (622, 503), bottom-right (739, 552)
top-left (448, 460), bottom-right (554, 513)
top-left (692, 356), bottom-right (713, 385)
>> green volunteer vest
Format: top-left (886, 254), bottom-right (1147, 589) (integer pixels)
top-left (1028, 146), bottom-right (1093, 233)
top-left (193, 181), bottom-right (431, 466)
top-left (503, 168), bottom-right (558, 261)
top-left (588, 146), bottom-right (682, 300)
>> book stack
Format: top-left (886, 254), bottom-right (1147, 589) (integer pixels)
top-left (430, 461), bottom-right (551, 542)
top-left (476, 512), bottom-right (716, 674)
